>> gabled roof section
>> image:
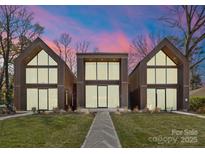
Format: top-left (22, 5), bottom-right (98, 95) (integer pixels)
top-left (142, 38), bottom-right (188, 65)
top-left (14, 37), bottom-right (62, 65)
top-left (129, 38), bottom-right (189, 76)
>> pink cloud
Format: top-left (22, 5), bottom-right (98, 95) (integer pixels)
top-left (93, 31), bottom-right (130, 52)
top-left (29, 6), bottom-right (132, 53)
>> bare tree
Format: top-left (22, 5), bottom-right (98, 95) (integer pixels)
top-left (0, 6), bottom-right (19, 103)
top-left (0, 6), bottom-right (44, 104)
top-left (54, 33), bottom-right (76, 73)
top-left (159, 6), bottom-right (205, 88)
top-left (159, 6), bottom-right (205, 69)
top-left (75, 40), bottom-right (90, 53)
top-left (128, 33), bottom-right (164, 72)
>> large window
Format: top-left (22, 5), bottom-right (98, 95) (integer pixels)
top-left (85, 85), bottom-right (120, 108)
top-left (147, 50), bottom-right (176, 66)
top-left (26, 68), bottom-right (37, 83)
top-left (97, 62), bottom-right (107, 80)
top-left (108, 85), bottom-right (119, 108)
top-left (108, 62), bottom-right (120, 80)
top-left (85, 85), bottom-right (97, 108)
top-left (85, 62), bottom-right (120, 80)
top-left (85, 62), bottom-right (97, 80)
top-left (26, 88), bottom-right (58, 110)
top-left (147, 88), bottom-right (177, 110)
top-left (147, 89), bottom-right (156, 110)
top-left (147, 50), bottom-right (177, 84)
top-left (26, 50), bottom-right (58, 84)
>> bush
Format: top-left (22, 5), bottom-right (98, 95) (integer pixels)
top-left (132, 106), bottom-right (139, 113)
top-left (197, 106), bottom-right (205, 114)
top-left (53, 107), bottom-right (60, 113)
top-left (142, 107), bottom-right (150, 113)
top-left (189, 97), bottom-right (205, 112)
top-left (31, 107), bottom-right (36, 113)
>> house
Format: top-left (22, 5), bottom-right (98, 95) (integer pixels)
top-left (14, 37), bottom-right (189, 111)
top-left (76, 53), bottom-right (128, 108)
top-left (129, 38), bottom-right (189, 111)
top-left (14, 38), bottom-right (76, 111)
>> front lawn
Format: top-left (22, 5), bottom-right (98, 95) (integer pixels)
top-left (111, 113), bottom-right (205, 147)
top-left (0, 113), bottom-right (94, 147)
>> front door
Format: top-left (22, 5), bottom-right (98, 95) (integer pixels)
top-left (98, 86), bottom-right (107, 108)
top-left (156, 89), bottom-right (165, 110)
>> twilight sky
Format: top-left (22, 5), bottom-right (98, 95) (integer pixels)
top-left (28, 5), bottom-right (174, 52)
top-left (28, 5), bottom-right (205, 82)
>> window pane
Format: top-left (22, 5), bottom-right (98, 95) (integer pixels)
top-left (97, 62), bottom-right (107, 80)
top-left (157, 89), bottom-right (165, 110)
top-left (38, 50), bottom-right (48, 65)
top-left (27, 88), bottom-right (38, 110)
top-left (156, 68), bottom-right (166, 84)
top-left (167, 56), bottom-right (176, 66)
top-left (109, 62), bottom-right (120, 80)
top-left (108, 85), bottom-right (119, 108)
top-left (38, 68), bottom-right (48, 84)
top-left (49, 89), bottom-right (58, 110)
top-left (49, 68), bottom-right (58, 84)
top-left (49, 56), bottom-right (57, 66)
top-left (147, 88), bottom-right (156, 110)
top-left (147, 56), bottom-right (155, 66)
top-left (98, 86), bottom-right (107, 107)
top-left (147, 68), bottom-right (155, 84)
top-left (156, 50), bottom-right (166, 66)
top-left (26, 68), bottom-right (37, 83)
top-left (39, 89), bottom-right (48, 110)
top-left (167, 68), bottom-right (177, 84)
top-left (28, 56), bottom-right (37, 65)
top-left (166, 88), bottom-right (177, 110)
top-left (86, 85), bottom-right (97, 108)
top-left (85, 62), bottom-right (96, 80)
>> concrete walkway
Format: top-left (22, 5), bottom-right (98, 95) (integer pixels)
top-left (81, 111), bottom-right (121, 148)
top-left (0, 112), bottom-right (33, 121)
top-left (173, 111), bottom-right (205, 119)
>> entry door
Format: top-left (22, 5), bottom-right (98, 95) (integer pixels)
top-left (98, 86), bottom-right (107, 108)
top-left (39, 89), bottom-right (48, 110)
top-left (156, 89), bottom-right (165, 110)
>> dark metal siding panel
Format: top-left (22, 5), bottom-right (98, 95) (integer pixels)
top-left (121, 58), bottom-right (128, 107)
top-left (128, 64), bottom-right (141, 109)
top-left (77, 57), bottom-right (85, 107)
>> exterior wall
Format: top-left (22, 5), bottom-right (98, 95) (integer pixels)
top-left (120, 58), bottom-right (128, 107)
top-left (77, 57), bottom-right (85, 107)
top-left (77, 53), bottom-right (128, 108)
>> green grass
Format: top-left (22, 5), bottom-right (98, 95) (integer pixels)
top-left (0, 113), bottom-right (94, 147)
top-left (111, 113), bottom-right (205, 148)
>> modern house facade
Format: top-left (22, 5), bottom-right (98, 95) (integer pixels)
top-left (76, 53), bottom-right (128, 108)
top-left (129, 38), bottom-right (189, 111)
top-left (14, 37), bottom-right (189, 111)
top-left (14, 38), bottom-right (76, 111)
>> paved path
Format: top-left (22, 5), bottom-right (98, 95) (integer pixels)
top-left (81, 111), bottom-right (121, 148)
top-left (173, 111), bottom-right (205, 119)
top-left (0, 112), bottom-right (33, 121)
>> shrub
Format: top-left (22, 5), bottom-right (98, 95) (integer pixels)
top-left (189, 97), bottom-right (205, 112)
top-left (132, 106), bottom-right (139, 113)
top-left (142, 107), bottom-right (150, 113)
top-left (31, 107), bottom-right (36, 113)
top-left (197, 106), bottom-right (205, 114)
top-left (53, 107), bottom-right (60, 113)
